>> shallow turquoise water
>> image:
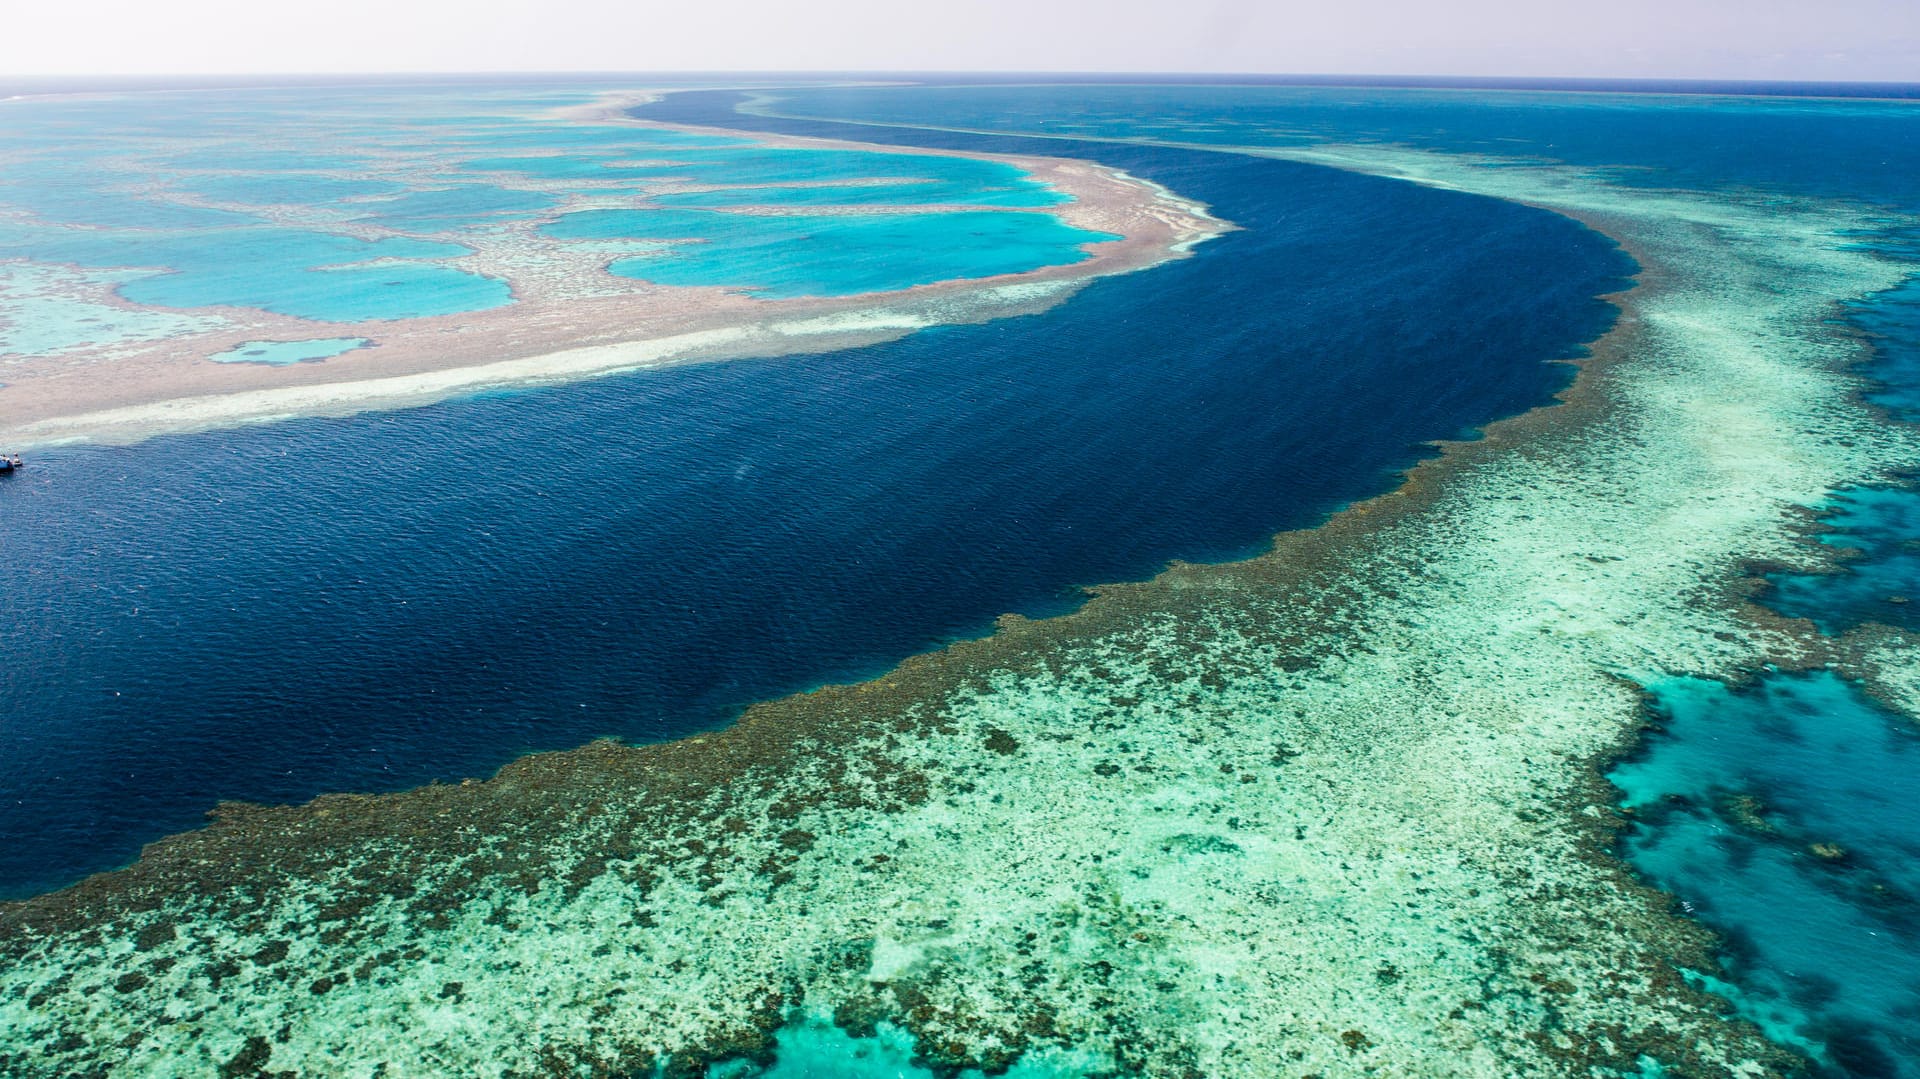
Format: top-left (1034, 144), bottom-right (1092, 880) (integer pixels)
top-left (443, 124), bottom-right (753, 152)
top-left (158, 149), bottom-right (377, 172)
top-left (208, 337), bottom-right (371, 365)
top-left (592, 147), bottom-right (1068, 207)
top-left (0, 169), bottom-right (261, 230)
top-left (0, 86), bottom-right (1100, 330)
top-left (0, 225), bottom-right (504, 322)
top-left (350, 184), bottom-right (559, 232)
top-left (1767, 486), bottom-right (1920, 635)
top-left (1613, 673), bottom-right (1920, 1077)
top-left (654, 180), bottom-right (1066, 209)
top-left (544, 207), bottom-right (1110, 297)
top-left (175, 174), bottom-right (409, 205)
top-left (458, 154), bottom-right (667, 180)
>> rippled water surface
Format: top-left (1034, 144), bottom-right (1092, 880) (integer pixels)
top-left (0, 87), bottom-right (1632, 897)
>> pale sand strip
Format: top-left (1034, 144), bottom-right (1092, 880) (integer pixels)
top-left (6, 281), bottom-right (1070, 445)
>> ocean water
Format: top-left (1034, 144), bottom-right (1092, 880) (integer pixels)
top-left (7, 79), bottom-right (1920, 1077)
top-left (0, 107), bottom-right (1629, 898)
top-left (642, 84), bottom-right (1920, 1078)
top-left (753, 82), bottom-right (1920, 216)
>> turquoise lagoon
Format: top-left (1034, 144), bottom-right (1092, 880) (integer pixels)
top-left (170, 173), bottom-right (409, 205)
top-left (0, 85), bottom-right (1108, 352)
top-left (543, 207), bottom-right (1112, 298)
top-left (0, 226), bottom-right (500, 323)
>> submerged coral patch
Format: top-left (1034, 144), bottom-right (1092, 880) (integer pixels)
top-left (207, 338), bottom-right (371, 366)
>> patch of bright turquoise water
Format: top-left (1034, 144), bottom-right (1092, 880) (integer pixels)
top-left (1611, 672), bottom-right (1920, 1078)
top-left (458, 154), bottom-right (666, 180)
top-left (1766, 486), bottom-right (1920, 635)
top-left (172, 174), bottom-right (409, 205)
top-left (463, 145), bottom-right (1066, 208)
top-left (0, 225), bottom-right (500, 321)
top-left (0, 173), bottom-right (261, 230)
top-left (0, 84), bottom-right (1098, 329)
top-left (443, 125), bottom-right (754, 152)
top-left (654, 179), bottom-right (1067, 209)
top-left (544, 208), bottom-right (1110, 297)
top-left (351, 184), bottom-right (559, 232)
top-left (129, 258), bottom-right (506, 323)
top-left (157, 149), bottom-right (378, 172)
top-left (208, 337), bottom-right (370, 365)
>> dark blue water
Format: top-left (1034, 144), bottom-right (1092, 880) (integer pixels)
top-left (754, 83), bottom-right (1920, 217)
top-left (0, 96), bottom-right (1631, 899)
top-left (679, 83), bottom-right (1920, 1077)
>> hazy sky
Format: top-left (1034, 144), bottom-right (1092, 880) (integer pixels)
top-left (5, 0), bottom-right (1916, 81)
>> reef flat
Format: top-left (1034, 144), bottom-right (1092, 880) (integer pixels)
top-left (0, 90), bottom-right (1218, 449)
top-left (4, 129), bottom-right (1914, 1077)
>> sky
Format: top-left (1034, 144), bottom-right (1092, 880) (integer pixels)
top-left (3, 0), bottom-right (1916, 81)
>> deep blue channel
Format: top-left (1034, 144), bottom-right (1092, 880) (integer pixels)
top-left (0, 93), bottom-right (1631, 898)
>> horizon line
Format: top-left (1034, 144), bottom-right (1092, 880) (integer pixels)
top-left (4, 72), bottom-right (1918, 106)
